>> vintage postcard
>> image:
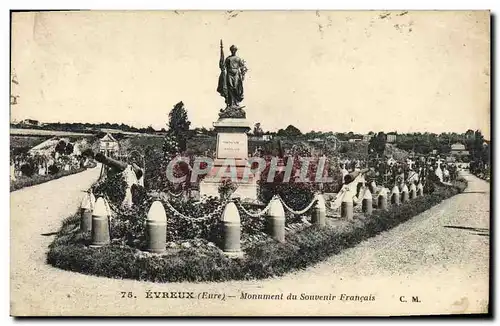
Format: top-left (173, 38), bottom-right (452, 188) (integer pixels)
top-left (10, 10), bottom-right (490, 316)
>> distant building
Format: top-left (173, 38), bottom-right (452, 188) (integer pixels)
top-left (250, 134), bottom-right (273, 141)
top-left (451, 143), bottom-right (465, 151)
top-left (19, 119), bottom-right (40, 126)
top-left (348, 138), bottom-right (363, 143)
top-left (99, 133), bottom-right (120, 157)
top-left (262, 134), bottom-right (273, 141)
top-left (386, 133), bottom-right (397, 143)
top-left (450, 142), bottom-right (469, 157)
top-left (363, 134), bottom-right (373, 142)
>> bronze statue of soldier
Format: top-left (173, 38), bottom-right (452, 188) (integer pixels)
top-left (217, 40), bottom-right (248, 118)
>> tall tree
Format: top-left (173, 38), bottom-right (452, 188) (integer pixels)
top-left (167, 101), bottom-right (191, 152)
top-left (277, 124), bottom-right (302, 137)
top-left (472, 130), bottom-right (485, 160)
top-left (253, 122), bottom-right (263, 136)
top-left (368, 132), bottom-right (387, 157)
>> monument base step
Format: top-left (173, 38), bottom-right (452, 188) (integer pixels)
top-left (199, 178), bottom-right (258, 200)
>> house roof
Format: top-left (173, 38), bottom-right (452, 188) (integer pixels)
top-left (100, 133), bottom-right (118, 143)
top-left (28, 137), bottom-right (66, 156)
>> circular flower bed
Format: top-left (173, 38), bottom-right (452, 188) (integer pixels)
top-left (46, 178), bottom-right (468, 283)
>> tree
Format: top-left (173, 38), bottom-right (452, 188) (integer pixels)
top-left (55, 140), bottom-right (67, 155)
top-left (335, 133), bottom-right (348, 141)
top-left (253, 122), bottom-right (263, 136)
top-left (277, 125), bottom-right (302, 137)
top-left (167, 101), bottom-right (191, 152)
top-left (472, 130), bottom-right (485, 160)
top-left (368, 132), bottom-right (386, 157)
top-left (65, 143), bottom-right (74, 155)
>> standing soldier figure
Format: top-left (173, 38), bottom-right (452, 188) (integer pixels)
top-left (217, 40), bottom-right (248, 109)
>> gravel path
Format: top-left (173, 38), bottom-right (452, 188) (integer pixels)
top-left (10, 171), bottom-right (489, 316)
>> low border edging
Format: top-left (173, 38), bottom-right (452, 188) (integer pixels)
top-left (10, 167), bottom-right (89, 192)
top-left (46, 180), bottom-right (468, 283)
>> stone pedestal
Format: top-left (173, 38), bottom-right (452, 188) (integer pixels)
top-left (199, 117), bottom-right (258, 200)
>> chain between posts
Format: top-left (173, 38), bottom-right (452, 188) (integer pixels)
top-left (234, 196), bottom-right (277, 217)
top-left (163, 199), bottom-right (225, 222)
top-left (167, 190), bottom-right (184, 198)
top-left (102, 193), bottom-right (224, 222)
top-left (277, 194), bottom-right (318, 215)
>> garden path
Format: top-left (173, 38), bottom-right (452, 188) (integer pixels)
top-left (10, 170), bottom-right (489, 316)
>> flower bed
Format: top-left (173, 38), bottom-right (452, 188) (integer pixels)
top-left (46, 179), bottom-right (467, 283)
top-left (10, 167), bottom-right (88, 192)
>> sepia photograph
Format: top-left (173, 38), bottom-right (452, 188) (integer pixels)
top-left (9, 9), bottom-right (491, 316)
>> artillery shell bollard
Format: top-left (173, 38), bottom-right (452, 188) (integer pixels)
top-left (146, 201), bottom-right (167, 253)
top-left (417, 182), bottom-right (424, 197)
top-left (90, 197), bottom-right (111, 247)
top-left (80, 192), bottom-right (95, 232)
top-left (362, 188), bottom-right (373, 215)
top-left (401, 184), bottom-right (409, 203)
top-left (221, 202), bottom-right (242, 256)
top-left (341, 191), bottom-right (354, 220)
top-left (391, 185), bottom-right (400, 206)
top-left (378, 189), bottom-right (388, 211)
top-left (311, 194), bottom-right (326, 227)
top-left (409, 183), bottom-right (417, 199)
top-left (267, 197), bottom-right (285, 243)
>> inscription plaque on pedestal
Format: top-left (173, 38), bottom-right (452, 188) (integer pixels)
top-left (216, 133), bottom-right (248, 159)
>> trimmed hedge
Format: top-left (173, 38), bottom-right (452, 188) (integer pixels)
top-left (47, 179), bottom-right (468, 283)
top-left (10, 167), bottom-right (88, 192)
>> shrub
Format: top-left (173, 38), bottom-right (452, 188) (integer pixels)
top-left (20, 163), bottom-right (35, 177)
top-left (65, 143), bottom-right (74, 155)
top-left (162, 197), bottom-right (223, 242)
top-left (144, 146), bottom-right (166, 190)
top-left (47, 179), bottom-right (467, 282)
top-left (98, 183), bottom-right (152, 248)
top-left (236, 200), bottom-right (267, 235)
top-left (110, 204), bottom-right (149, 248)
top-left (81, 148), bottom-right (95, 158)
top-left (92, 173), bottom-right (127, 205)
top-left (453, 177), bottom-right (468, 193)
top-left (55, 140), bottom-right (67, 154)
top-left (131, 184), bottom-right (149, 207)
top-left (48, 164), bottom-right (60, 175)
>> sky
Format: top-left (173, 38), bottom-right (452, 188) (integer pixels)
top-left (10, 10), bottom-right (490, 137)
